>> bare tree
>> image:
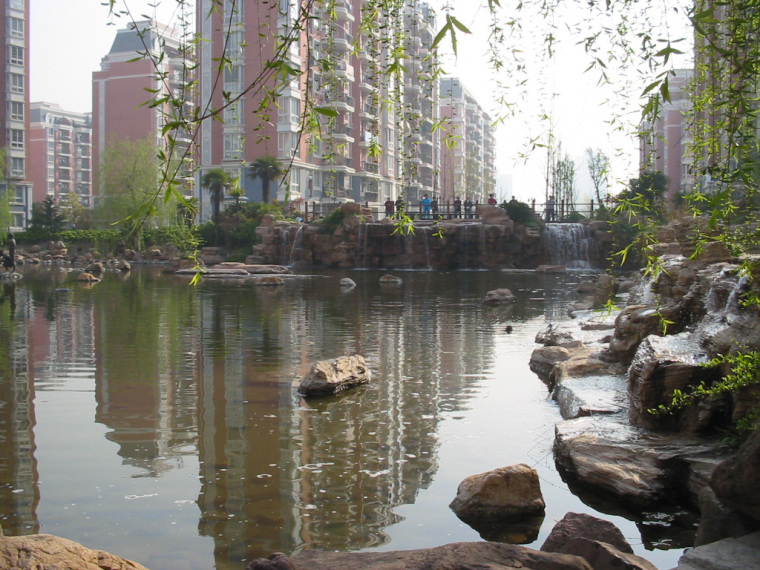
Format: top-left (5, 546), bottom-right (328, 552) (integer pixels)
top-left (586, 148), bottom-right (610, 206)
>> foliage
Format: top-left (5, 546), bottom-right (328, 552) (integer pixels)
top-left (503, 198), bottom-right (540, 227)
top-left (551, 145), bottom-right (577, 208)
top-left (30, 196), bottom-right (66, 236)
top-left (586, 148), bottom-right (610, 206)
top-left (59, 191), bottom-right (92, 229)
top-left (317, 207), bottom-right (346, 235)
top-left (200, 168), bottom-right (230, 226)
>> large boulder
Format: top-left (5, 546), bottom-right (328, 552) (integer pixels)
top-left (607, 305), bottom-right (664, 362)
top-left (695, 486), bottom-right (760, 547)
top-left (298, 355), bottom-right (370, 397)
top-left (484, 288), bottom-right (517, 305)
top-left (247, 542), bottom-right (593, 570)
top-left (541, 512), bottom-right (633, 554)
top-left (449, 464), bottom-right (545, 521)
top-left (555, 539), bottom-right (657, 570)
top-left (0, 533), bottom-right (148, 570)
top-left (710, 424), bottom-right (760, 521)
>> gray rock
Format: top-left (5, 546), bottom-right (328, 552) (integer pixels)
top-left (298, 355), bottom-right (370, 397)
top-left (541, 512), bottom-right (633, 554)
top-left (254, 275), bottom-right (285, 286)
top-left (484, 288), bottom-right (517, 304)
top-left (379, 274), bottom-right (402, 285)
top-left (711, 424), bottom-right (760, 520)
top-left (695, 487), bottom-right (760, 547)
top-left (339, 278), bottom-right (356, 289)
top-left (676, 530), bottom-right (760, 570)
top-left (553, 375), bottom-right (627, 420)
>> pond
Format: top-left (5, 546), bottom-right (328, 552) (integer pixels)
top-left (0, 266), bottom-right (690, 569)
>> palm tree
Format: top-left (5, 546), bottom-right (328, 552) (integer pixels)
top-left (247, 156), bottom-right (283, 204)
top-left (200, 168), bottom-right (229, 225)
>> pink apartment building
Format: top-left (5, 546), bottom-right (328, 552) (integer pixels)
top-left (195, 0), bottom-right (440, 219)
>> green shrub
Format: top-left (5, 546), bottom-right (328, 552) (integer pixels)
top-left (317, 207), bottom-right (346, 234)
top-left (503, 199), bottom-right (542, 228)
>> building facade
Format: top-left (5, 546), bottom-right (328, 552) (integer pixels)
top-left (639, 68), bottom-right (694, 202)
top-left (92, 20), bottom-right (193, 199)
top-left (195, 0), bottom-right (440, 219)
top-left (0, 0), bottom-right (32, 230)
top-left (28, 102), bottom-right (92, 207)
top-left (439, 78), bottom-right (496, 204)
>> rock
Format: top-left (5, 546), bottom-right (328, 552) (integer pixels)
top-left (627, 334), bottom-right (726, 432)
top-left (695, 486), bottom-right (760, 546)
top-left (254, 275), bottom-right (285, 286)
top-left (556, 538), bottom-right (657, 570)
top-left (117, 260), bottom-right (132, 271)
top-left (541, 512), bottom-right (633, 554)
top-left (449, 464), bottom-right (545, 521)
top-left (553, 375), bottom-right (627, 419)
top-left (677, 531), bottom-right (760, 570)
top-left (77, 272), bottom-right (100, 283)
top-left (85, 262), bottom-right (105, 273)
top-left (711, 424), bottom-right (760, 520)
top-left (339, 278), bottom-right (356, 289)
top-left (265, 541), bottom-right (593, 569)
top-left (298, 355), bottom-right (370, 397)
top-left (246, 552), bottom-right (293, 570)
top-left (530, 345), bottom-right (575, 384)
top-left (379, 274), bottom-right (402, 285)
top-left (537, 264), bottom-right (567, 274)
top-left (0, 533), bottom-right (148, 569)
top-left (607, 305), bottom-right (665, 362)
top-left (484, 288), bottom-right (517, 305)
top-left (536, 324), bottom-right (576, 346)
top-left (340, 202), bottom-right (363, 216)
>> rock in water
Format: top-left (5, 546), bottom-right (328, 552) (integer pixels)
top-left (298, 355), bottom-right (370, 397)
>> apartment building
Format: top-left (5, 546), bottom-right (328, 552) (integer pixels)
top-left (639, 68), bottom-right (694, 202)
top-left (439, 77), bottom-right (496, 204)
top-left (92, 20), bottom-right (192, 197)
top-left (195, 0), bottom-right (440, 219)
top-left (0, 0), bottom-right (32, 229)
top-left (28, 102), bottom-right (92, 206)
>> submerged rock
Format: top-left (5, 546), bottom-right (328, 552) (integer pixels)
top-left (541, 512), bottom-right (633, 554)
top-left (484, 288), bottom-right (517, 304)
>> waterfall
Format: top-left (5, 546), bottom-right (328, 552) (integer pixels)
top-left (288, 225), bottom-right (305, 267)
top-left (420, 227), bottom-right (431, 269)
top-left (542, 223), bottom-right (595, 269)
top-left (463, 225), bottom-right (470, 269)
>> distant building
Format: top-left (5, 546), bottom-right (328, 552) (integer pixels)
top-left (639, 68), bottom-right (694, 201)
top-left (92, 20), bottom-right (193, 199)
top-left (29, 103), bottom-right (92, 207)
top-left (0, 0), bottom-right (32, 229)
top-left (194, 0), bottom-right (440, 219)
top-left (439, 78), bottom-right (496, 204)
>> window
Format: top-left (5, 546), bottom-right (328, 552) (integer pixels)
top-left (9, 100), bottom-right (23, 121)
top-left (223, 133), bottom-right (242, 160)
top-left (9, 129), bottom-right (23, 149)
top-left (9, 73), bottom-right (23, 93)
top-left (8, 45), bottom-right (23, 66)
top-left (11, 157), bottom-right (23, 177)
top-left (8, 17), bottom-right (23, 38)
top-left (8, 0), bottom-right (24, 11)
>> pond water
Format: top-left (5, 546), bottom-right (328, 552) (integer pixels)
top-left (0, 266), bottom-right (689, 569)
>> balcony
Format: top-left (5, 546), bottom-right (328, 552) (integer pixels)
top-left (334, 0), bottom-right (355, 22)
top-left (323, 154), bottom-right (355, 172)
top-left (332, 29), bottom-right (354, 52)
top-left (360, 103), bottom-right (378, 119)
top-left (328, 124), bottom-right (355, 143)
top-left (324, 90), bottom-right (355, 112)
top-left (332, 60), bottom-right (355, 81)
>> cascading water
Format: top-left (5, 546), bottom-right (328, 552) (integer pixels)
top-left (542, 223), bottom-right (595, 269)
top-left (287, 225), bottom-right (305, 267)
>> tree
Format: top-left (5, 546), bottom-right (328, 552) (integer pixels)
top-left (247, 156), bottom-right (283, 204)
top-left (30, 196), bottom-right (66, 235)
top-left (552, 146), bottom-right (577, 212)
top-left (586, 148), bottom-right (610, 207)
top-left (60, 191), bottom-right (90, 229)
top-left (200, 168), bottom-right (230, 225)
top-left (96, 136), bottom-right (174, 235)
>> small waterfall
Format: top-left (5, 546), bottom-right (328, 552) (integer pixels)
top-left (542, 223), bottom-right (595, 269)
top-left (420, 227), bottom-right (431, 269)
top-left (280, 229), bottom-right (291, 266)
top-left (288, 225), bottom-right (305, 266)
top-left (463, 225), bottom-right (470, 269)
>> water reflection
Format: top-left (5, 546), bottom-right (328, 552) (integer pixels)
top-left (0, 267), bottom-right (612, 569)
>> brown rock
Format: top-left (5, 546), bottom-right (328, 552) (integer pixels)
top-left (254, 275), bottom-right (285, 286)
top-left (711, 424), bottom-right (760, 520)
top-left (557, 538), bottom-right (657, 570)
top-left (280, 541), bottom-right (593, 569)
top-left (484, 288), bottom-right (516, 305)
top-left (541, 512), bottom-right (633, 554)
top-left (449, 464), bottom-right (545, 521)
top-left (0, 533), bottom-right (148, 569)
top-left (298, 355), bottom-right (370, 397)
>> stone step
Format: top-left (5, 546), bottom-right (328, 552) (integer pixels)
top-left (673, 531), bottom-right (760, 569)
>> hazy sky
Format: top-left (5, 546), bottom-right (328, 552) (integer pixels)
top-left (30, 0), bottom-right (651, 202)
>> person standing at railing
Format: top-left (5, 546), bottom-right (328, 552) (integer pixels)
top-left (546, 195), bottom-right (556, 222)
top-left (464, 197), bottom-right (473, 218)
top-left (487, 193), bottom-right (497, 206)
top-left (453, 196), bottom-right (462, 218)
top-left (385, 197), bottom-right (395, 218)
top-left (431, 196), bottom-right (439, 219)
top-left (421, 194), bottom-right (431, 219)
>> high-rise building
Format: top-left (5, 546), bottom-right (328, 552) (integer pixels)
top-left (92, 20), bottom-right (193, 198)
top-left (0, 0), bottom-right (32, 230)
top-left (28, 102), bottom-right (93, 207)
top-left (195, 0), bottom-right (440, 219)
top-left (439, 78), bottom-right (496, 204)
top-left (639, 68), bottom-right (694, 201)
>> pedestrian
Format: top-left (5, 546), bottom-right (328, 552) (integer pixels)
top-left (431, 196), bottom-right (439, 219)
top-left (546, 195), bottom-right (556, 222)
top-left (385, 196), bottom-right (395, 218)
top-left (7, 233), bottom-right (15, 273)
top-left (464, 197), bottom-right (473, 219)
top-left (453, 196), bottom-right (462, 218)
top-left (488, 193), bottom-right (497, 206)
top-left (395, 196), bottom-right (405, 216)
top-left (421, 194), bottom-right (431, 219)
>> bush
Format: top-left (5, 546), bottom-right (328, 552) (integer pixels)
top-left (317, 207), bottom-right (346, 234)
top-left (503, 199), bottom-right (541, 228)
